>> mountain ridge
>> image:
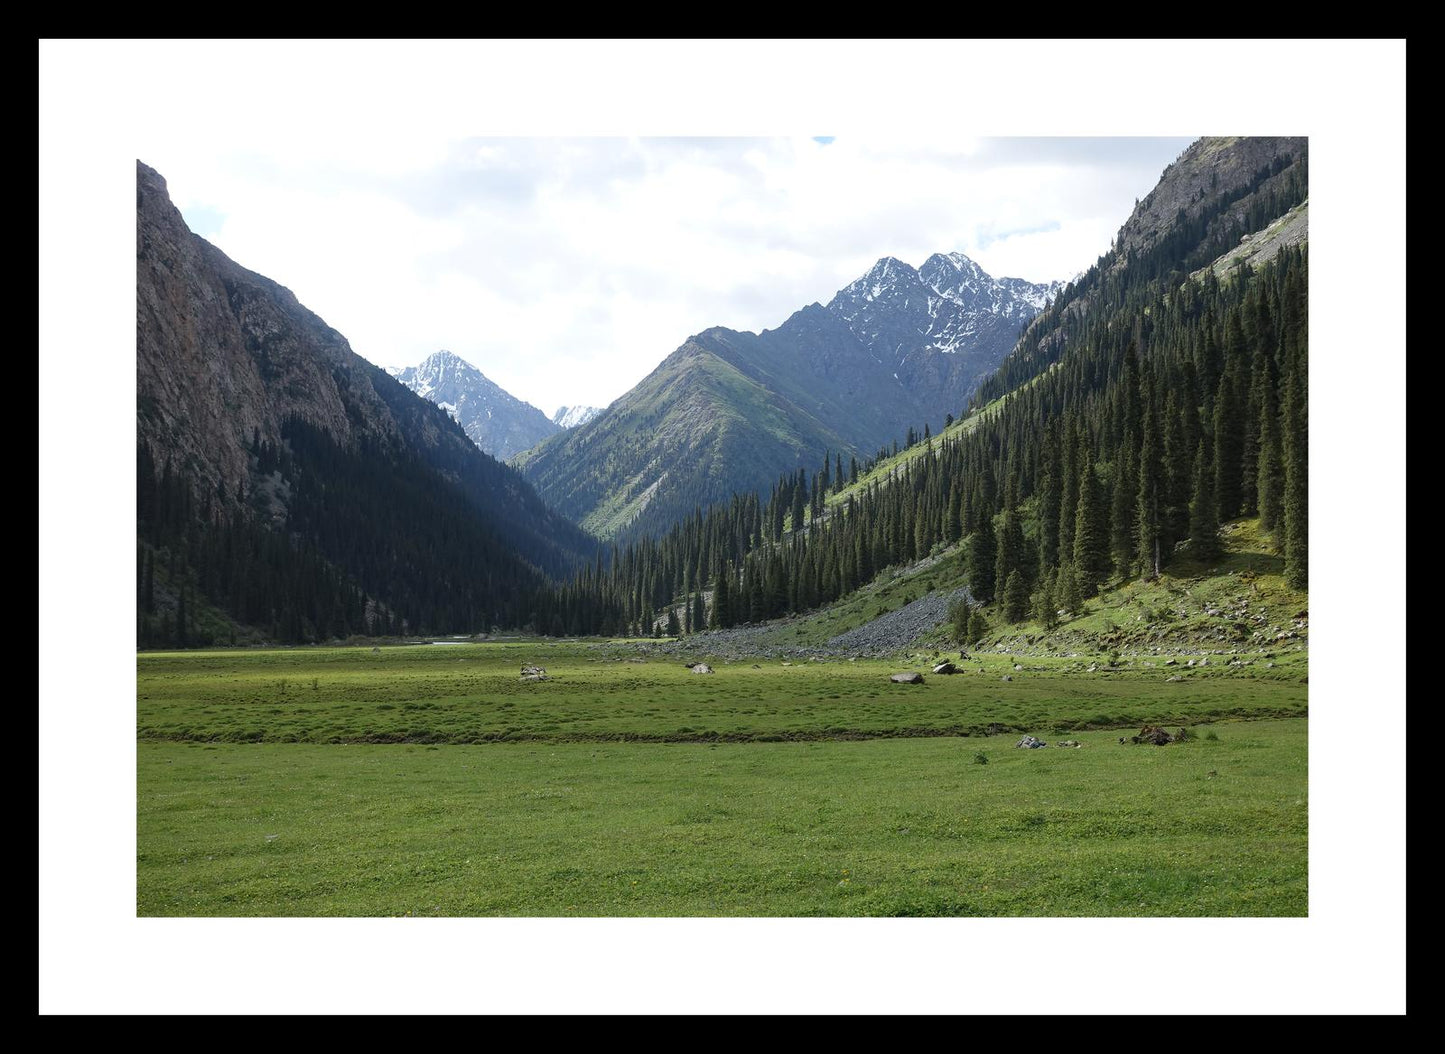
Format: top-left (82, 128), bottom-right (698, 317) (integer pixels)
top-left (518, 249), bottom-right (1060, 540)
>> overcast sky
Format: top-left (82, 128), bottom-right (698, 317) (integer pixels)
top-left (151, 135), bottom-right (1194, 413)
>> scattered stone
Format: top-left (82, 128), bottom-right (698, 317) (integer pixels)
top-left (932, 662), bottom-right (958, 675)
top-left (1166, 675), bottom-right (1184, 682)
top-left (690, 663), bottom-right (714, 675)
top-left (1001, 675), bottom-right (1012, 682)
top-left (1197, 657), bottom-right (1209, 666)
top-left (1186, 659), bottom-right (1195, 666)
top-left (1164, 658), bottom-right (1177, 666)
top-left (1266, 662), bottom-right (1275, 669)
top-left (1056, 740), bottom-right (1081, 748)
top-left (1015, 735), bottom-right (1048, 749)
top-left (1130, 724), bottom-right (1190, 746)
top-left (371, 646), bottom-right (380, 653)
top-left (521, 664), bottom-right (547, 677)
top-left (890, 672), bottom-right (925, 685)
top-left (1013, 663), bottom-right (1023, 671)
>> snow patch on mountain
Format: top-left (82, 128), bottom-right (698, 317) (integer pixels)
top-left (829, 250), bottom-right (1061, 361)
top-left (553, 405), bottom-right (602, 429)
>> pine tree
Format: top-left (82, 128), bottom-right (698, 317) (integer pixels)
top-left (1037, 427), bottom-right (1062, 571)
top-left (665, 607), bottom-right (681, 637)
top-left (1135, 402), bottom-right (1163, 579)
top-left (1257, 381), bottom-right (1285, 536)
top-left (1056, 560), bottom-right (1081, 616)
top-left (1032, 575), bottom-right (1058, 630)
top-left (1111, 438), bottom-right (1137, 579)
top-left (1212, 363), bottom-right (1246, 521)
top-left (944, 484), bottom-right (962, 545)
top-left (1240, 342), bottom-right (1270, 516)
top-left (1003, 570), bottom-right (1029, 624)
top-left (968, 519), bottom-right (998, 604)
top-left (175, 587), bottom-right (188, 649)
top-left (709, 567), bottom-right (729, 629)
top-left (1282, 346), bottom-right (1308, 589)
top-left (994, 509), bottom-right (1023, 605)
top-left (967, 606), bottom-right (990, 645)
top-left (1072, 457), bottom-right (1108, 598)
top-left (1189, 440), bottom-right (1220, 563)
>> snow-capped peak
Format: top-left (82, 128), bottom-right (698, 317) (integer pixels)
top-left (553, 405), bottom-right (602, 429)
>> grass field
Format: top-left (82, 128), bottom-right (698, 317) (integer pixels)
top-left (138, 642), bottom-right (1306, 744)
top-left (137, 642), bottom-right (1306, 916)
top-left (137, 720), bottom-right (1306, 916)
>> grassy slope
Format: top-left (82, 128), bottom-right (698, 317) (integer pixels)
top-left (670, 513), bottom-right (1305, 664)
top-left (517, 346), bottom-right (844, 539)
top-left (138, 719), bottom-right (1305, 917)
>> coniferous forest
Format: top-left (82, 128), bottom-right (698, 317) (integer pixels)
top-left (526, 241), bottom-right (1307, 638)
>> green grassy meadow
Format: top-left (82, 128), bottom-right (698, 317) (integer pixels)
top-left (137, 642), bottom-right (1306, 916)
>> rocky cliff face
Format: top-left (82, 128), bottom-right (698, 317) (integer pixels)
top-left (137, 160), bottom-right (414, 512)
top-left (136, 159), bottom-right (592, 578)
top-left (1115, 136), bottom-right (1307, 261)
top-left (390, 350), bottom-right (560, 460)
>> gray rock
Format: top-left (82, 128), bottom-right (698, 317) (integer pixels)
top-left (890, 672), bottom-right (925, 684)
top-left (1001, 675), bottom-right (1012, 682)
top-left (521, 664), bottom-right (547, 677)
top-left (1015, 735), bottom-right (1047, 749)
top-left (932, 662), bottom-right (958, 675)
top-left (1166, 675), bottom-right (1184, 682)
top-left (690, 663), bottom-right (714, 674)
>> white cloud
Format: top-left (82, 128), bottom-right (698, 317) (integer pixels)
top-left (146, 133), bottom-right (1192, 410)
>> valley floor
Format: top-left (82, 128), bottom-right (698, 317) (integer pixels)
top-left (137, 642), bottom-right (1307, 916)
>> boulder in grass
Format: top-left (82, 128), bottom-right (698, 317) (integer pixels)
top-left (932, 662), bottom-right (958, 675)
top-left (520, 663), bottom-right (549, 682)
top-left (890, 672), bottom-right (925, 685)
top-left (1016, 735), bottom-right (1047, 749)
top-left (690, 663), bottom-right (714, 675)
top-left (1130, 724), bottom-right (1188, 746)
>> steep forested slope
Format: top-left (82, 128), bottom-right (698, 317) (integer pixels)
top-left (136, 161), bottom-right (594, 645)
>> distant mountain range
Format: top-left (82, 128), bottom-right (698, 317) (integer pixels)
top-left (515, 251), bottom-right (1065, 540)
top-left (387, 353), bottom-right (606, 460)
